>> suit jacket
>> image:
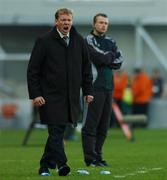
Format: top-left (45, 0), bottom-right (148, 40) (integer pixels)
top-left (27, 26), bottom-right (93, 125)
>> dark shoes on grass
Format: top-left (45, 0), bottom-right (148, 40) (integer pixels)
top-left (58, 164), bottom-right (71, 176)
top-left (39, 164), bottom-right (70, 176)
top-left (86, 159), bottom-right (108, 167)
top-left (39, 167), bottom-right (50, 176)
top-left (98, 160), bottom-right (108, 167)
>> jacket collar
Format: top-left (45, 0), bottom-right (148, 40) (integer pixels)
top-left (91, 30), bottom-right (106, 39)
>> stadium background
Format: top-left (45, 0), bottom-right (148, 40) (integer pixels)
top-left (0, 0), bottom-right (167, 128)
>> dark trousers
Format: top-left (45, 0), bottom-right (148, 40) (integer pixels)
top-left (40, 125), bottom-right (67, 169)
top-left (81, 91), bottom-right (112, 164)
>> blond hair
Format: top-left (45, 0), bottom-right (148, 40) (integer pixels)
top-left (55, 8), bottom-right (73, 20)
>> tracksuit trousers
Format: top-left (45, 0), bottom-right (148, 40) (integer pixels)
top-left (81, 91), bottom-right (112, 164)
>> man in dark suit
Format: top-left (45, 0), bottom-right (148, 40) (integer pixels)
top-left (27, 8), bottom-right (93, 176)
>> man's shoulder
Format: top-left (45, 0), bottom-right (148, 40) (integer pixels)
top-left (71, 26), bottom-right (84, 40)
top-left (105, 36), bottom-right (115, 43)
top-left (86, 34), bottom-right (94, 39)
top-left (34, 30), bottom-right (52, 45)
top-left (75, 32), bottom-right (84, 41)
top-left (86, 34), bottom-right (115, 42)
top-left (85, 34), bottom-right (94, 44)
top-left (39, 30), bottom-right (52, 40)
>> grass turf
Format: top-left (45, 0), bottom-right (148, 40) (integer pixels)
top-left (0, 128), bottom-right (167, 180)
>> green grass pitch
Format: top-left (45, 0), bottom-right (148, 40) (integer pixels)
top-left (0, 128), bottom-right (167, 180)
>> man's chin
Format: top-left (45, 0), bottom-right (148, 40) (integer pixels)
top-left (63, 28), bottom-right (71, 34)
top-left (62, 31), bottom-right (69, 35)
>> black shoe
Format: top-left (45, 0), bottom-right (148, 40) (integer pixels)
top-left (38, 167), bottom-right (50, 176)
top-left (58, 164), bottom-right (70, 176)
top-left (86, 160), bottom-right (97, 167)
top-left (97, 160), bottom-right (108, 167)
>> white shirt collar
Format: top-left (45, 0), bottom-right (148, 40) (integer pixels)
top-left (57, 28), bottom-right (69, 39)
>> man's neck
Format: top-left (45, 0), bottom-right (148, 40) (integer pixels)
top-left (93, 30), bottom-right (104, 37)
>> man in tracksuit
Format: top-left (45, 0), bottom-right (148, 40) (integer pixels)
top-left (81, 13), bottom-right (123, 166)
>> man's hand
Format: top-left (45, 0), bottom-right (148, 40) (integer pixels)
top-left (84, 95), bottom-right (94, 103)
top-left (33, 96), bottom-right (46, 106)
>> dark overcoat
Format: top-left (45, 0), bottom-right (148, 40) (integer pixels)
top-left (27, 26), bottom-right (93, 125)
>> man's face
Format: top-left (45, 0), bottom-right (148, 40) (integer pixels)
top-left (93, 16), bottom-right (109, 35)
top-left (55, 13), bottom-right (73, 35)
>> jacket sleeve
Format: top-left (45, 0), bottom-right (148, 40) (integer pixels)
top-left (109, 50), bottom-right (123, 70)
top-left (109, 41), bottom-right (124, 70)
top-left (86, 42), bottom-right (116, 67)
top-left (81, 40), bottom-right (93, 96)
top-left (27, 37), bottom-right (46, 99)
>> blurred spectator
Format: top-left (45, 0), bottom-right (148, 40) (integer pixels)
top-left (111, 70), bottom-right (132, 127)
top-left (122, 81), bottom-right (133, 115)
top-left (131, 68), bottom-right (152, 126)
top-left (151, 68), bottom-right (164, 98)
top-left (113, 70), bottom-right (128, 112)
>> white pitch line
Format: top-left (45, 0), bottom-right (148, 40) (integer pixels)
top-left (136, 170), bottom-right (148, 174)
top-left (113, 166), bottom-right (163, 179)
top-left (113, 175), bottom-right (126, 178)
top-left (126, 173), bottom-right (136, 176)
top-left (150, 167), bottom-right (163, 171)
